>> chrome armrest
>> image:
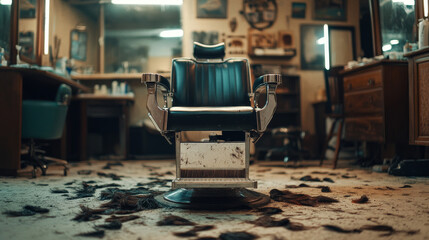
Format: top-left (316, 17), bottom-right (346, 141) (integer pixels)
top-left (253, 74), bottom-right (282, 132)
top-left (141, 73), bottom-right (170, 136)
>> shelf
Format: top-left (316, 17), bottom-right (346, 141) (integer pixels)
top-left (74, 93), bottom-right (135, 102)
top-left (249, 48), bottom-right (297, 59)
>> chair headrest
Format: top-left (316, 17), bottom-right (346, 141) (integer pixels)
top-left (193, 42), bottom-right (225, 59)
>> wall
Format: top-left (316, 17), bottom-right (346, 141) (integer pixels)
top-left (42, 0), bottom-right (99, 71)
top-left (182, 0), bottom-right (360, 134)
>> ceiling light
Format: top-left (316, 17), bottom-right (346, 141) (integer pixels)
top-left (424, 0), bottom-right (428, 17)
top-left (324, 24), bottom-right (330, 70)
top-left (316, 37), bottom-right (325, 45)
top-left (0, 0), bottom-right (12, 5)
top-left (160, 29), bottom-right (183, 38)
top-left (111, 0), bottom-right (183, 5)
top-left (44, 0), bottom-right (50, 55)
top-left (392, 0), bottom-right (415, 6)
top-left (382, 44), bottom-right (392, 52)
top-left (390, 39), bottom-right (399, 45)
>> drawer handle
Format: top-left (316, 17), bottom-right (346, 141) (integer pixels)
top-left (348, 83), bottom-right (352, 90)
top-left (367, 78), bottom-right (375, 86)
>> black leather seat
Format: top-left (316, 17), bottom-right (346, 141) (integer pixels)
top-left (167, 58), bottom-right (257, 131)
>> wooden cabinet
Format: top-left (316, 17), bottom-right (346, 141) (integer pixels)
top-left (341, 60), bottom-right (409, 144)
top-left (405, 47), bottom-right (429, 146)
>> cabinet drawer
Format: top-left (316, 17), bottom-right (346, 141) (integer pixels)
top-left (343, 69), bottom-right (382, 93)
top-left (344, 89), bottom-right (384, 115)
top-left (345, 117), bottom-right (384, 142)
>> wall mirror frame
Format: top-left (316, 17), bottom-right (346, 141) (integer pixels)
top-left (10, 0), bottom-right (45, 65)
top-left (328, 25), bottom-right (356, 68)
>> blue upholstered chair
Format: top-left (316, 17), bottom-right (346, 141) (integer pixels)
top-left (142, 42), bottom-right (281, 209)
top-left (21, 84), bottom-right (71, 177)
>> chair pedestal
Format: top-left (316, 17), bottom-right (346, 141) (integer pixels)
top-left (154, 132), bottom-right (269, 209)
top-left (173, 132), bottom-right (256, 189)
top-left (155, 188), bottom-right (270, 210)
top-left (22, 139), bottom-right (68, 178)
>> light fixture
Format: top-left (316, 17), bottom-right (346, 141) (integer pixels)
top-left (44, 0), bottom-right (50, 55)
top-left (392, 0), bottom-right (415, 6)
top-left (160, 29), bottom-right (183, 38)
top-left (382, 44), bottom-right (392, 52)
top-left (324, 24), bottom-right (330, 70)
top-left (424, 0), bottom-right (428, 17)
top-left (111, 0), bottom-right (182, 5)
top-left (316, 37), bottom-right (325, 45)
top-left (0, 0), bottom-right (12, 5)
top-left (390, 39), bottom-right (399, 45)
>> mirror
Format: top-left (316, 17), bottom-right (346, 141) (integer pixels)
top-left (371, 0), bottom-right (416, 55)
top-left (71, 2), bottom-right (183, 74)
top-left (0, 0), bottom-right (12, 62)
top-left (328, 26), bottom-right (356, 67)
top-left (17, 0), bottom-right (44, 64)
top-left (103, 4), bottom-right (182, 74)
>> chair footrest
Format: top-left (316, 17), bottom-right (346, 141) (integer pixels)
top-left (172, 178), bottom-right (257, 189)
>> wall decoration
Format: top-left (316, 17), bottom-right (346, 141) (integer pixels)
top-left (248, 29), bottom-right (297, 58)
top-left (192, 31), bottom-right (219, 45)
top-left (70, 29), bottom-right (87, 61)
top-left (248, 30), bottom-right (277, 50)
top-left (278, 31), bottom-right (294, 48)
top-left (229, 17), bottom-right (237, 32)
top-left (292, 2), bottom-right (306, 19)
top-left (313, 0), bottom-right (346, 21)
top-left (197, 0), bottom-right (227, 19)
top-left (226, 35), bottom-right (246, 55)
top-left (300, 24), bottom-right (324, 70)
top-left (241, 0), bottom-right (278, 31)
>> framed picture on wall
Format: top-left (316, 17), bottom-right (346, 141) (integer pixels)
top-left (292, 2), bottom-right (306, 19)
top-left (197, 0), bottom-right (227, 19)
top-left (313, 0), bottom-right (346, 21)
top-left (300, 24), bottom-right (325, 70)
top-left (70, 29), bottom-right (87, 61)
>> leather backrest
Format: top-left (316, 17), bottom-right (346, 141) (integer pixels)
top-left (171, 58), bottom-right (251, 107)
top-left (193, 42), bottom-right (225, 59)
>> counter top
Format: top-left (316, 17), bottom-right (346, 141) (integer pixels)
top-left (340, 60), bottom-right (407, 75)
top-left (71, 72), bottom-right (171, 81)
top-left (73, 93), bottom-right (135, 102)
top-left (403, 47), bottom-right (429, 58)
top-left (0, 66), bottom-right (90, 93)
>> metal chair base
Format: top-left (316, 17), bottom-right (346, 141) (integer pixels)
top-left (155, 188), bottom-right (270, 210)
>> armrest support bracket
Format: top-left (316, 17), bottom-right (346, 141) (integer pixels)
top-left (253, 74), bottom-right (282, 133)
top-left (142, 73), bottom-right (172, 143)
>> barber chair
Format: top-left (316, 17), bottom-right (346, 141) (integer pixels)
top-left (142, 42), bottom-right (281, 209)
top-left (21, 84), bottom-right (71, 178)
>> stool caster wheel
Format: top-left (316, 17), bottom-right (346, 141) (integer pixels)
top-left (32, 168), bottom-right (37, 178)
top-left (64, 168), bottom-right (68, 176)
top-left (41, 168), bottom-right (47, 176)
